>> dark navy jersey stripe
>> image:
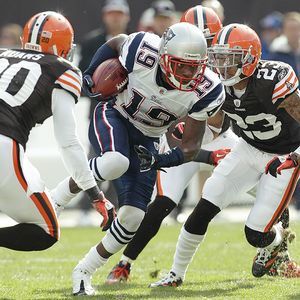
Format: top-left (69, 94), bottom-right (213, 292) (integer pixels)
top-left (125, 32), bottom-right (145, 73)
top-left (189, 82), bottom-right (224, 113)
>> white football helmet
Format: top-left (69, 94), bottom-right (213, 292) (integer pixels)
top-left (158, 22), bottom-right (207, 91)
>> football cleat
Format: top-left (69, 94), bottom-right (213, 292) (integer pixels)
top-left (149, 271), bottom-right (183, 288)
top-left (252, 228), bottom-right (292, 278)
top-left (267, 250), bottom-right (291, 276)
top-left (106, 261), bottom-right (131, 284)
top-left (72, 266), bottom-right (95, 296)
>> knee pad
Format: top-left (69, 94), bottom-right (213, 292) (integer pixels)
top-left (90, 151), bottom-right (129, 181)
top-left (117, 205), bottom-right (145, 232)
top-left (185, 198), bottom-right (220, 235)
top-left (102, 205), bottom-right (145, 254)
top-left (244, 225), bottom-right (275, 248)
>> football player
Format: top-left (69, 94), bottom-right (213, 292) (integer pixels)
top-left (0, 12), bottom-right (115, 252)
top-left (144, 23), bottom-right (300, 287)
top-left (104, 5), bottom-right (237, 284)
top-left (70, 22), bottom-right (226, 296)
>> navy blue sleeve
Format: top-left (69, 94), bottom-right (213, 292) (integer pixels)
top-left (189, 83), bottom-right (224, 114)
top-left (124, 32), bottom-right (145, 73)
top-left (84, 43), bottom-right (118, 75)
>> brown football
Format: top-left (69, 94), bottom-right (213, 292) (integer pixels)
top-left (92, 58), bottom-right (128, 99)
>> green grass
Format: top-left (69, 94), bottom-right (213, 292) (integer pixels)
top-left (0, 222), bottom-right (300, 299)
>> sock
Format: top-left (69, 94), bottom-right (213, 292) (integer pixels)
top-left (51, 177), bottom-right (77, 207)
top-left (77, 246), bottom-right (108, 274)
top-left (120, 254), bottom-right (133, 264)
top-left (171, 226), bottom-right (205, 279)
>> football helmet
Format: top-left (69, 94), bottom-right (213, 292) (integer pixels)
top-left (158, 22), bottom-right (207, 91)
top-left (21, 11), bottom-right (75, 60)
top-left (180, 5), bottom-right (222, 46)
top-left (207, 23), bottom-right (261, 86)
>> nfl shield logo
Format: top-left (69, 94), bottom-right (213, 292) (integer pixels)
top-left (234, 99), bottom-right (241, 107)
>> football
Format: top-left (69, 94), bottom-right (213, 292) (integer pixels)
top-left (91, 58), bottom-right (128, 99)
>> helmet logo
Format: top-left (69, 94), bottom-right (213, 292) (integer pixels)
top-left (164, 28), bottom-right (176, 44)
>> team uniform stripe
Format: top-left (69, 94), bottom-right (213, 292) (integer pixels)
top-left (273, 69), bottom-right (293, 95)
top-left (264, 167), bottom-right (300, 232)
top-left (202, 8), bottom-right (207, 31)
top-left (30, 13), bottom-right (49, 44)
top-left (156, 171), bottom-right (164, 196)
top-left (112, 222), bottom-right (132, 242)
top-left (102, 103), bottom-right (115, 151)
top-left (55, 70), bottom-right (82, 98)
top-left (12, 141), bottom-right (58, 238)
top-left (116, 218), bottom-right (136, 235)
top-left (36, 15), bottom-right (50, 45)
top-left (193, 7), bottom-right (199, 28)
top-left (272, 76), bottom-right (298, 103)
top-left (125, 32), bottom-right (145, 73)
top-left (218, 25), bottom-right (234, 44)
top-left (56, 78), bottom-right (81, 97)
top-left (93, 103), bottom-right (104, 153)
top-left (272, 72), bottom-right (298, 103)
top-left (12, 141), bottom-right (28, 191)
top-left (28, 16), bottom-right (39, 45)
top-left (33, 193), bottom-right (59, 239)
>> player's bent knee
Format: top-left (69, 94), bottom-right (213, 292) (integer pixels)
top-left (244, 225), bottom-right (275, 248)
top-left (102, 206), bottom-right (145, 254)
top-left (91, 151), bottom-right (129, 181)
top-left (117, 205), bottom-right (145, 232)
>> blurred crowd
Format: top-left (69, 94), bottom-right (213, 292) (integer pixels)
top-left (1, 0), bottom-right (299, 222)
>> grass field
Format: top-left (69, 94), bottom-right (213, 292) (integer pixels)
top-left (0, 222), bottom-right (300, 300)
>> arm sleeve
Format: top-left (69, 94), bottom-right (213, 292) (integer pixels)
top-left (51, 88), bottom-right (96, 191)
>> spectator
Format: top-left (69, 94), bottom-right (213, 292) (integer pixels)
top-left (137, 8), bottom-right (155, 32)
top-left (77, 0), bottom-right (131, 223)
top-left (259, 11), bottom-right (283, 60)
top-left (269, 12), bottom-right (300, 77)
top-left (0, 23), bottom-right (22, 48)
top-left (151, 0), bottom-right (176, 36)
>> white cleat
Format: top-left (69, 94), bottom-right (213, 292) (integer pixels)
top-left (149, 271), bottom-right (183, 288)
top-left (72, 266), bottom-right (95, 296)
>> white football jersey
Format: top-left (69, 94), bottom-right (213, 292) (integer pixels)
top-left (114, 32), bottom-right (225, 137)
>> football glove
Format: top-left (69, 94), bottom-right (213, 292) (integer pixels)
top-left (82, 74), bottom-right (102, 98)
top-left (266, 154), bottom-right (299, 178)
top-left (210, 148), bottom-right (231, 166)
top-left (134, 145), bottom-right (158, 172)
top-left (92, 196), bottom-right (116, 231)
top-left (172, 122), bottom-right (185, 140)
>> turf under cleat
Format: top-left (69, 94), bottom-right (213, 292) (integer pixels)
top-left (72, 266), bottom-right (95, 296)
top-left (106, 261), bottom-right (131, 284)
top-left (252, 228), bottom-right (292, 278)
top-left (148, 271), bottom-right (183, 288)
